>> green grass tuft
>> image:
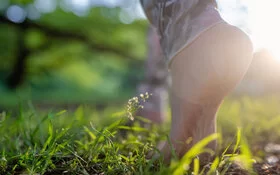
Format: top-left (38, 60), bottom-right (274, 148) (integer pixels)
top-left (0, 96), bottom-right (280, 174)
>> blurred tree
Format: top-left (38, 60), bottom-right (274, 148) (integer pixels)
top-left (136, 26), bottom-right (168, 123)
top-left (0, 0), bottom-right (149, 106)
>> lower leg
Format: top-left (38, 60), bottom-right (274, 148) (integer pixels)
top-left (136, 26), bottom-right (168, 124)
top-left (160, 23), bottom-right (253, 163)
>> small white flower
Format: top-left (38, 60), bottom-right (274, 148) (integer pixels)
top-left (126, 92), bottom-right (152, 120)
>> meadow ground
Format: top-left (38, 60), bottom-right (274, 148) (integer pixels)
top-left (1, 95), bottom-right (280, 174)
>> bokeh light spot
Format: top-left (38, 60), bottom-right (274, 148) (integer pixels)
top-left (26, 4), bottom-right (41, 20)
top-left (34, 0), bottom-right (57, 13)
top-left (6, 5), bottom-right (26, 23)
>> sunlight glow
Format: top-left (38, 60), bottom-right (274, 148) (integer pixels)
top-left (246, 0), bottom-right (280, 61)
top-left (218, 0), bottom-right (280, 62)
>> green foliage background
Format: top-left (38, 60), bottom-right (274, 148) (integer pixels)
top-left (0, 0), bottom-right (148, 107)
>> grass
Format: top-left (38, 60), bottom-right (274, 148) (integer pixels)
top-left (1, 95), bottom-right (280, 174)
